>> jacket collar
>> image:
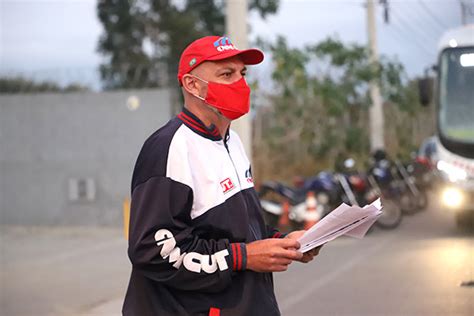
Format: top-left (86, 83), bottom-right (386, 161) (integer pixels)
top-left (177, 108), bottom-right (222, 141)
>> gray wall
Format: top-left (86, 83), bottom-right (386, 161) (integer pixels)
top-left (0, 89), bottom-right (172, 226)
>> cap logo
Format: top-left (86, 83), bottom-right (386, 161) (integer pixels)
top-left (189, 58), bottom-right (197, 66)
top-left (213, 36), bottom-right (237, 52)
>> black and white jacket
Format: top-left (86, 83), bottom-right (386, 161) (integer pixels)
top-left (122, 108), bottom-right (283, 316)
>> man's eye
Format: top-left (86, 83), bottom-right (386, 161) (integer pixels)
top-left (223, 73), bottom-right (232, 78)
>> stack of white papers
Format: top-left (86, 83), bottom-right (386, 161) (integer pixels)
top-left (298, 198), bottom-right (383, 253)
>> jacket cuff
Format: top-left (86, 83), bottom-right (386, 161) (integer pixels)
top-left (229, 243), bottom-right (247, 271)
top-left (272, 232), bottom-right (287, 238)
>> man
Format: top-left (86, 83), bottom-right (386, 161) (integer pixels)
top-left (122, 36), bottom-right (321, 316)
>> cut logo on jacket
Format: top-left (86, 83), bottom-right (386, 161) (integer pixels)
top-left (155, 229), bottom-right (229, 273)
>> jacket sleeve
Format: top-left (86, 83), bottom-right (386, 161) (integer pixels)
top-left (265, 225), bottom-right (287, 239)
top-left (127, 176), bottom-right (246, 293)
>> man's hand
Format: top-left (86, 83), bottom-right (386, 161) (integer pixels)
top-left (246, 238), bottom-right (303, 272)
top-left (285, 230), bottom-right (323, 263)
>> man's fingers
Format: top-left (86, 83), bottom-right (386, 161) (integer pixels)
top-left (305, 253), bottom-right (315, 260)
top-left (309, 245), bottom-right (323, 256)
top-left (275, 248), bottom-right (303, 261)
top-left (278, 238), bottom-right (301, 250)
top-left (308, 248), bottom-right (319, 256)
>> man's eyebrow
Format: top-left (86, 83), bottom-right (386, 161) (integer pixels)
top-left (215, 67), bottom-right (234, 74)
top-left (215, 66), bottom-right (247, 75)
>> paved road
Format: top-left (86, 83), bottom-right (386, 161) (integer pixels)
top-left (0, 227), bottom-right (129, 316)
top-left (1, 198), bottom-right (473, 315)
top-left (274, 203), bottom-right (473, 315)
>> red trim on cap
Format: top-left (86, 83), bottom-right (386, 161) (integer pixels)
top-left (209, 307), bottom-right (220, 316)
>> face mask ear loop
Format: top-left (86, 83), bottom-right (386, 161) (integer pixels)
top-left (191, 75), bottom-right (208, 84)
top-left (194, 94), bottom-right (206, 101)
top-left (187, 74), bottom-right (226, 119)
top-left (186, 74), bottom-right (208, 101)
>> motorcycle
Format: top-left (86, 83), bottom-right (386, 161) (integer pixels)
top-left (303, 171), bottom-right (342, 216)
top-left (336, 158), bottom-right (403, 229)
top-left (407, 155), bottom-right (437, 191)
top-left (258, 174), bottom-right (335, 230)
top-left (258, 180), bottom-right (306, 228)
top-left (369, 156), bottom-right (421, 216)
top-left (394, 159), bottom-right (428, 214)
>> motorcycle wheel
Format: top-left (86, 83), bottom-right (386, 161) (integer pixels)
top-left (400, 191), bottom-right (419, 215)
top-left (416, 190), bottom-right (428, 210)
top-left (376, 198), bottom-right (402, 229)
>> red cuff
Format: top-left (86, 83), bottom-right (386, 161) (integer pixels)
top-left (272, 232), bottom-right (287, 238)
top-left (229, 243), bottom-right (247, 271)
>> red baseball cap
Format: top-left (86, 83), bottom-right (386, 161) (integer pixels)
top-left (177, 35), bottom-right (264, 84)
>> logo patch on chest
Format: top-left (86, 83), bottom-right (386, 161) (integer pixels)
top-left (220, 178), bottom-right (235, 194)
top-left (245, 167), bottom-right (253, 184)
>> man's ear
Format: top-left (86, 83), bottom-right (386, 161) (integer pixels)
top-left (181, 74), bottom-right (200, 96)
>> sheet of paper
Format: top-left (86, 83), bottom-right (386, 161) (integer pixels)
top-left (299, 214), bottom-right (370, 252)
top-left (343, 213), bottom-right (379, 239)
top-left (298, 199), bottom-right (383, 253)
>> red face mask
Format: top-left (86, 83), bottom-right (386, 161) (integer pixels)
top-left (192, 76), bottom-right (251, 120)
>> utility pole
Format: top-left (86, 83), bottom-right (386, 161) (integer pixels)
top-left (367, 0), bottom-right (385, 152)
top-left (459, 0), bottom-right (474, 25)
top-left (461, 1), bottom-right (467, 25)
top-left (226, 0), bottom-right (252, 159)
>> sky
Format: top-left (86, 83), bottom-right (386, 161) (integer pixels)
top-left (0, 0), bottom-right (468, 88)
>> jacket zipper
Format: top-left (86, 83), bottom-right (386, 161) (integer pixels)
top-left (223, 140), bottom-right (259, 241)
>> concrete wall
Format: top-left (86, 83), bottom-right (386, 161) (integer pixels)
top-left (0, 89), bottom-right (171, 226)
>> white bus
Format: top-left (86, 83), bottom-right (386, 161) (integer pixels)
top-left (419, 25), bottom-right (474, 228)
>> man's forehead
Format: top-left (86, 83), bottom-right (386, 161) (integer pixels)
top-left (195, 56), bottom-right (245, 73)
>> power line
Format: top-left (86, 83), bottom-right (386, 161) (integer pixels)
top-left (388, 10), bottom-right (436, 59)
top-left (380, 23), bottom-right (424, 58)
top-left (394, 4), bottom-right (439, 43)
top-left (418, 0), bottom-right (449, 30)
top-left (391, 8), bottom-right (436, 43)
top-left (390, 22), bottom-right (435, 58)
top-left (371, 1), bottom-right (436, 63)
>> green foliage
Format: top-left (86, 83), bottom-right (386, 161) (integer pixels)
top-left (0, 77), bottom-right (88, 94)
top-left (97, 0), bottom-right (280, 89)
top-left (249, 0), bottom-right (279, 18)
top-left (97, 0), bottom-right (151, 89)
top-left (254, 36), bottom-right (429, 180)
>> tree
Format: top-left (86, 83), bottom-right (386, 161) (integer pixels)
top-left (97, 0), bottom-right (279, 90)
top-left (0, 77), bottom-right (88, 94)
top-left (97, 0), bottom-right (151, 89)
top-left (253, 36), bottom-right (433, 180)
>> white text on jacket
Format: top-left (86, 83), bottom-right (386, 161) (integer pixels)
top-left (154, 229), bottom-right (229, 273)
